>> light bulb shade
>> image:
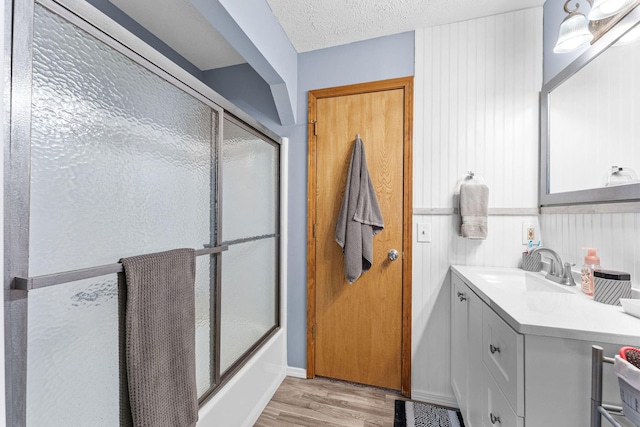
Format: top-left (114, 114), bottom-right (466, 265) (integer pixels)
top-left (588, 0), bottom-right (634, 20)
top-left (554, 12), bottom-right (594, 53)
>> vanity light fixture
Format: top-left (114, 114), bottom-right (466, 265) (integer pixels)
top-left (554, 0), bottom-right (639, 53)
top-left (554, 1), bottom-right (594, 53)
top-left (589, 0), bottom-right (634, 20)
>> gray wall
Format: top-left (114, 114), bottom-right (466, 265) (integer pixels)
top-left (189, 0), bottom-right (298, 125)
top-left (85, 0), bottom-right (203, 78)
top-left (286, 32), bottom-right (415, 368)
top-left (202, 64), bottom-right (280, 125)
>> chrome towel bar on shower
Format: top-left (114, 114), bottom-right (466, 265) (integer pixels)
top-left (13, 245), bottom-right (229, 291)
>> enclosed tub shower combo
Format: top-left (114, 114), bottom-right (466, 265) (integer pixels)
top-left (4, 0), bottom-right (286, 425)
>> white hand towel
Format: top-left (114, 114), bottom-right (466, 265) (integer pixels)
top-left (459, 182), bottom-right (489, 240)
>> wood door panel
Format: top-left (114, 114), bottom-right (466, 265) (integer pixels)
top-left (314, 89), bottom-right (404, 389)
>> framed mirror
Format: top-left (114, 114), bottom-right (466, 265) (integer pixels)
top-left (540, 5), bottom-right (640, 206)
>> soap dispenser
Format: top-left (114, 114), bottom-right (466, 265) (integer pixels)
top-left (580, 248), bottom-right (601, 296)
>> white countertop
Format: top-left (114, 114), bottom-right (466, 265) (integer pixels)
top-left (451, 265), bottom-right (640, 345)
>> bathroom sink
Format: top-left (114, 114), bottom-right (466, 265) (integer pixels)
top-left (472, 270), bottom-right (573, 294)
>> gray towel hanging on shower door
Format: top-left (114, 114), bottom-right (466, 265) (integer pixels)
top-left (119, 248), bottom-right (198, 427)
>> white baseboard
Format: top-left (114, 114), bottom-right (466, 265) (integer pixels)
top-left (286, 366), bottom-right (307, 379)
top-left (410, 390), bottom-right (458, 409)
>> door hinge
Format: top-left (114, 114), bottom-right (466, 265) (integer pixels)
top-left (312, 324), bottom-right (316, 339)
top-left (310, 119), bottom-right (317, 136)
top-left (313, 223), bottom-right (316, 238)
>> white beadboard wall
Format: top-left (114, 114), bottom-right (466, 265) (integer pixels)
top-left (412, 7), bottom-right (543, 405)
top-left (540, 212), bottom-right (640, 288)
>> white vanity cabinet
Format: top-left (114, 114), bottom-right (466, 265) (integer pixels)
top-left (451, 266), bottom-right (640, 427)
top-left (451, 273), bottom-right (487, 427)
top-left (451, 273), bottom-right (523, 427)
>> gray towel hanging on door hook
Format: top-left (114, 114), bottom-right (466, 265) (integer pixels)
top-left (335, 135), bottom-right (384, 284)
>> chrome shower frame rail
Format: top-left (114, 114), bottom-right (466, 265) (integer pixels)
top-left (4, 0), bottom-right (282, 425)
top-left (13, 246), bottom-right (229, 291)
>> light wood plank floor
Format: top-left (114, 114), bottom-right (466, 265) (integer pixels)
top-left (254, 376), bottom-right (405, 427)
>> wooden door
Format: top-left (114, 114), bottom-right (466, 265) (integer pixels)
top-left (307, 77), bottom-right (413, 394)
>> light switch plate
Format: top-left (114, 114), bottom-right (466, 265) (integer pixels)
top-left (417, 223), bottom-right (431, 243)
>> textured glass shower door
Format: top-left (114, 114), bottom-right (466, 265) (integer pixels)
top-left (220, 118), bottom-right (279, 375)
top-left (26, 5), bottom-right (218, 425)
top-left (9, 2), bottom-right (282, 426)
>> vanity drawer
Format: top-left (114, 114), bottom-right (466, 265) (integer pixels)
top-left (482, 304), bottom-right (524, 416)
top-left (482, 367), bottom-right (524, 427)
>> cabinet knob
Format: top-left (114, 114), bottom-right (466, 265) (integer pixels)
top-left (457, 291), bottom-right (466, 301)
top-left (489, 344), bottom-right (501, 354)
top-left (490, 413), bottom-right (501, 424)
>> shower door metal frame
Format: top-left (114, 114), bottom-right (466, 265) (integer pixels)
top-left (214, 114), bottom-right (281, 392)
top-left (4, 0), bottom-right (282, 425)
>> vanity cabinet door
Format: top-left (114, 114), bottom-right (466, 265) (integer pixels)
top-left (451, 273), bottom-right (483, 427)
top-left (482, 305), bottom-right (524, 417)
top-left (451, 275), bottom-right (469, 415)
top-left (466, 288), bottom-right (483, 426)
top-left (481, 368), bottom-right (524, 427)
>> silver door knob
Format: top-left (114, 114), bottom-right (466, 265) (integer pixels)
top-left (388, 249), bottom-right (399, 261)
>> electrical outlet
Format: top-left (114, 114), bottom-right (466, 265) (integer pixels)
top-left (522, 223), bottom-right (537, 244)
top-left (527, 227), bottom-right (535, 240)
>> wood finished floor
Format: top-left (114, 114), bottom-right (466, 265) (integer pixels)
top-left (254, 376), bottom-right (405, 427)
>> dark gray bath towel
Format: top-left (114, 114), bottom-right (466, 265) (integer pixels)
top-left (119, 249), bottom-right (198, 427)
top-left (335, 136), bottom-right (384, 283)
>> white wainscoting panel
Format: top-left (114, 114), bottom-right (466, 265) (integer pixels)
top-left (414, 9), bottom-right (542, 211)
top-left (540, 212), bottom-right (640, 289)
top-left (412, 7), bottom-right (543, 403)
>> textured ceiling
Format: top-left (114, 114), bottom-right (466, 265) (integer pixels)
top-left (110, 0), bottom-right (545, 70)
top-left (266, 0), bottom-right (545, 52)
top-left (110, 0), bottom-right (245, 70)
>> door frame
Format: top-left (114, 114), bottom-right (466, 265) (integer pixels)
top-left (306, 76), bottom-right (413, 396)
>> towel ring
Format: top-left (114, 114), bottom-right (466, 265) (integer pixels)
top-left (605, 166), bottom-right (638, 187)
top-left (455, 171), bottom-right (486, 193)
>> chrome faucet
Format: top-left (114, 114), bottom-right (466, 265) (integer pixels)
top-left (528, 247), bottom-right (577, 286)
